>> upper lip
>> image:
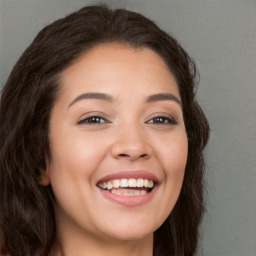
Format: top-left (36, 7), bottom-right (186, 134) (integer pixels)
top-left (96, 170), bottom-right (160, 185)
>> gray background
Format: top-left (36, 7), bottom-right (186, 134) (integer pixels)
top-left (0, 1), bottom-right (255, 255)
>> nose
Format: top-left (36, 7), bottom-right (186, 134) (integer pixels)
top-left (110, 124), bottom-right (152, 161)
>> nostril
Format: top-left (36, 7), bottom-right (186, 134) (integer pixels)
top-left (118, 153), bottom-right (148, 158)
top-left (111, 143), bottom-right (152, 160)
top-left (119, 154), bottom-right (129, 157)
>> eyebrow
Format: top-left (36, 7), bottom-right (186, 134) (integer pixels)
top-left (68, 92), bottom-right (113, 108)
top-left (146, 93), bottom-right (181, 105)
top-left (68, 92), bottom-right (181, 108)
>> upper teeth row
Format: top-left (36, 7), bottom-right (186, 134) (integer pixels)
top-left (98, 178), bottom-right (154, 190)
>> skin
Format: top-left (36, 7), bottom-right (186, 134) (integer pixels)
top-left (41, 43), bottom-right (188, 256)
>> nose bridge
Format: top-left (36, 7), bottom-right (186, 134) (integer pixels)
top-left (111, 120), bottom-right (152, 160)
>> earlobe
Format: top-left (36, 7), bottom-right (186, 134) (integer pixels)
top-left (39, 169), bottom-right (51, 186)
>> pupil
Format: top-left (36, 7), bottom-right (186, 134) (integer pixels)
top-left (156, 117), bottom-right (164, 123)
top-left (91, 117), bottom-right (99, 123)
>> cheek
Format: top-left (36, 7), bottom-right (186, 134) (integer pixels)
top-left (47, 131), bottom-right (109, 201)
top-left (146, 130), bottom-right (188, 224)
top-left (158, 131), bottom-right (188, 198)
top-left (160, 131), bottom-right (188, 174)
top-left (50, 130), bottom-right (106, 172)
top-left (47, 131), bottom-right (109, 216)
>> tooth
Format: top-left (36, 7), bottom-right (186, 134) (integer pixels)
top-left (136, 178), bottom-right (144, 187)
top-left (98, 182), bottom-right (103, 188)
top-left (134, 190), bottom-right (140, 195)
top-left (111, 189), bottom-right (120, 195)
top-left (140, 190), bottom-right (147, 195)
top-left (119, 189), bottom-right (126, 195)
top-left (120, 179), bottom-right (128, 187)
top-left (143, 179), bottom-right (149, 187)
top-left (113, 179), bottom-right (120, 188)
top-left (128, 178), bottom-right (136, 187)
top-left (110, 188), bottom-right (148, 196)
top-left (102, 182), bottom-right (108, 189)
top-left (128, 190), bottom-right (134, 195)
top-left (107, 181), bottom-right (113, 190)
top-left (148, 180), bottom-right (154, 188)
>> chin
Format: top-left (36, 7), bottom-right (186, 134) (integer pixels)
top-left (108, 230), bottom-right (153, 241)
top-left (98, 219), bottom-right (158, 241)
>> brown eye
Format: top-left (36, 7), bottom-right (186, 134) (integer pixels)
top-left (146, 116), bottom-right (177, 125)
top-left (78, 116), bottom-right (110, 125)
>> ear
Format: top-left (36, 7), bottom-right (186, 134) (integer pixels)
top-left (39, 168), bottom-right (51, 186)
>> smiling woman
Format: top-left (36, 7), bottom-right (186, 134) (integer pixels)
top-left (0, 5), bottom-right (209, 256)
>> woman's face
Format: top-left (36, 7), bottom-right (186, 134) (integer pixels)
top-left (42, 44), bottom-right (188, 243)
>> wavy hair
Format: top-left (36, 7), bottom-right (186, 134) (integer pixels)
top-left (0, 5), bottom-right (209, 256)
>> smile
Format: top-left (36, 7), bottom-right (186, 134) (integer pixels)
top-left (98, 178), bottom-right (154, 196)
top-left (96, 170), bottom-right (159, 206)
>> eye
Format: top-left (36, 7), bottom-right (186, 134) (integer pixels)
top-left (77, 115), bottom-right (110, 125)
top-left (146, 115), bottom-right (177, 125)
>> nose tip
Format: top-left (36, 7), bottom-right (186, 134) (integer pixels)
top-left (111, 141), bottom-right (152, 161)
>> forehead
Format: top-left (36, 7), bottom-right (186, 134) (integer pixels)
top-left (58, 43), bottom-right (180, 101)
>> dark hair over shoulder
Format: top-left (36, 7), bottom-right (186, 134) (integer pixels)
top-left (0, 5), bottom-right (209, 256)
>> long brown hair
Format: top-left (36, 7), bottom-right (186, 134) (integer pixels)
top-left (0, 5), bottom-right (209, 256)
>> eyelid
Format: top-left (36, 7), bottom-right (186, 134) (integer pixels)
top-left (145, 112), bottom-right (178, 125)
top-left (77, 112), bottom-right (111, 125)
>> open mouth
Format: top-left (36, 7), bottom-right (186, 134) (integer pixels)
top-left (97, 178), bottom-right (155, 196)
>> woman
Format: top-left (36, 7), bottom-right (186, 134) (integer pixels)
top-left (0, 5), bottom-right (209, 256)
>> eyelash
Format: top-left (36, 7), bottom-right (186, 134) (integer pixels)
top-left (77, 116), bottom-right (110, 125)
top-left (146, 116), bottom-right (177, 125)
top-left (77, 115), bottom-right (177, 126)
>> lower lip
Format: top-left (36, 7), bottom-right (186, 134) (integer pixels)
top-left (99, 187), bottom-right (158, 207)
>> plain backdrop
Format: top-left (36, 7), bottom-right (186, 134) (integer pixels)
top-left (0, 1), bottom-right (256, 255)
